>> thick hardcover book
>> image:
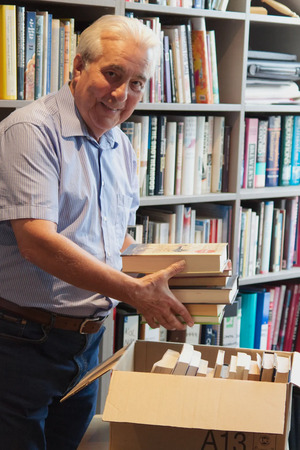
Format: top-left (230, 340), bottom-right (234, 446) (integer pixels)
top-left (191, 17), bottom-right (213, 104)
top-left (185, 21), bottom-right (196, 103)
top-left (155, 115), bottom-right (167, 195)
top-left (16, 6), bottom-right (25, 100)
top-left (34, 14), bottom-right (44, 100)
top-left (243, 118), bottom-right (258, 189)
top-left (291, 115), bottom-right (300, 186)
top-left (279, 115), bottom-right (294, 186)
top-left (239, 291), bottom-right (258, 349)
top-left (24, 11), bottom-right (36, 101)
top-left (147, 116), bottom-right (158, 196)
top-left (0, 5), bottom-right (17, 100)
top-left (265, 116), bottom-right (281, 187)
top-left (121, 243), bottom-right (228, 274)
top-left (255, 119), bottom-right (268, 188)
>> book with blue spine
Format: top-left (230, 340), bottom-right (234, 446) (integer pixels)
top-left (239, 291), bottom-right (258, 349)
top-left (265, 116), bottom-right (281, 187)
top-left (255, 119), bottom-right (268, 188)
top-left (25, 11), bottom-right (36, 101)
top-left (279, 115), bottom-right (293, 186)
top-left (254, 288), bottom-right (271, 350)
top-left (291, 115), bottom-right (300, 186)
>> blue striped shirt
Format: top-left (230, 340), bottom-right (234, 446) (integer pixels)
top-left (0, 83), bottom-right (139, 317)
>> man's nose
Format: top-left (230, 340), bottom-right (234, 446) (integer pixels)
top-left (112, 82), bottom-right (128, 101)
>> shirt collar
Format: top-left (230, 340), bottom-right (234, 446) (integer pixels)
top-left (56, 83), bottom-right (118, 149)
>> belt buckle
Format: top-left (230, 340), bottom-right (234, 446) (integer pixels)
top-left (79, 317), bottom-right (101, 335)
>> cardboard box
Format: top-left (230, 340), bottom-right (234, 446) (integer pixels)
top-left (102, 340), bottom-right (300, 450)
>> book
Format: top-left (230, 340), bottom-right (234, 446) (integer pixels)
top-left (131, 115), bottom-right (149, 197)
top-left (274, 354), bottom-right (291, 383)
top-left (151, 349), bottom-right (180, 374)
top-left (191, 17), bottom-right (213, 104)
top-left (170, 275), bottom-right (238, 304)
top-left (133, 122), bottom-right (142, 181)
top-left (186, 350), bottom-right (202, 376)
top-left (239, 290), bottom-right (258, 349)
top-left (272, 285), bottom-right (287, 351)
top-left (279, 115), bottom-right (294, 186)
top-left (36, 11), bottom-right (49, 97)
top-left (283, 284), bottom-right (300, 351)
top-left (50, 19), bottom-right (60, 93)
top-left (255, 119), bottom-right (268, 188)
top-left (221, 126), bottom-right (231, 193)
top-left (168, 270), bottom-right (232, 287)
top-left (213, 349), bottom-right (225, 378)
top-left (181, 116), bottom-right (197, 195)
top-left (24, 11), bottom-right (36, 101)
top-left (248, 358), bottom-right (261, 382)
top-left (207, 29), bottom-right (219, 104)
top-left (260, 352), bottom-right (275, 382)
top-left (154, 115), bottom-right (167, 195)
top-left (282, 196), bottom-right (299, 270)
top-left (254, 289), bottom-right (271, 350)
top-left (163, 26), bottom-right (184, 103)
top-left (236, 352), bottom-right (251, 380)
top-left (265, 116), bottom-right (281, 187)
top-left (172, 343), bottom-right (194, 375)
top-left (0, 5), bottom-right (17, 100)
top-left (61, 19), bottom-right (71, 84)
top-left (35, 14), bottom-right (44, 100)
top-left (46, 14), bottom-right (52, 95)
top-left (127, 225), bottom-right (143, 244)
top-left (16, 6), bottom-right (25, 100)
top-left (260, 201), bottom-right (274, 274)
top-left (179, 304), bottom-right (225, 318)
top-left (211, 116), bottom-right (225, 193)
top-left (193, 116), bottom-right (205, 195)
top-left (205, 116), bottom-right (214, 193)
top-left (163, 35), bottom-right (172, 103)
top-left (177, 24), bottom-right (191, 104)
top-left (58, 21), bottom-right (65, 89)
top-left (114, 305), bottom-right (139, 352)
top-left (121, 243), bottom-right (228, 274)
top-left (290, 115), bottom-right (300, 186)
top-left (228, 355), bottom-right (237, 379)
top-left (220, 298), bottom-right (241, 347)
top-left (147, 116), bottom-right (158, 196)
top-left (197, 359), bottom-right (209, 377)
top-left (185, 324), bottom-right (201, 345)
top-left (185, 21), bottom-right (196, 104)
top-left (277, 287), bottom-right (292, 351)
top-left (243, 118), bottom-right (258, 189)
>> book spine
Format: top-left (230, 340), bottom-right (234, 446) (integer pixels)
top-left (46, 14), bottom-right (52, 95)
top-left (255, 201), bottom-right (265, 274)
top-left (277, 288), bottom-right (292, 351)
top-left (191, 17), bottom-right (213, 104)
top-left (201, 121), bottom-right (209, 193)
top-left (34, 14), bottom-right (44, 100)
top-left (178, 25), bottom-right (191, 104)
top-left (121, 122), bottom-right (134, 145)
top-left (260, 201), bottom-right (274, 274)
top-left (139, 116), bottom-right (150, 198)
top-left (24, 11), bottom-right (36, 101)
top-left (243, 118), bottom-right (258, 189)
top-left (163, 35), bottom-right (172, 103)
top-left (265, 116), bottom-right (281, 187)
top-left (255, 119), bottom-right (268, 188)
top-left (185, 21), bottom-right (196, 103)
top-left (279, 115), bottom-right (293, 186)
top-left (221, 126), bottom-right (231, 192)
top-left (193, 116), bottom-right (205, 195)
top-left (211, 116), bottom-right (225, 193)
top-left (164, 122), bottom-right (177, 196)
top-left (63, 21), bottom-right (70, 84)
top-left (290, 115), bottom-right (300, 186)
top-left (205, 116), bottom-right (214, 193)
top-left (207, 29), bottom-right (219, 104)
top-left (58, 23), bottom-right (65, 90)
top-left (147, 116), bottom-right (158, 196)
top-left (50, 19), bottom-right (60, 93)
top-left (182, 206), bottom-right (191, 243)
top-left (168, 47), bottom-right (177, 103)
top-left (154, 116), bottom-right (167, 195)
top-left (174, 122), bottom-right (184, 195)
top-left (0, 5), bottom-right (17, 100)
top-left (16, 6), bottom-right (25, 100)
top-left (283, 196), bottom-right (299, 270)
top-left (133, 122), bottom-right (141, 181)
top-left (181, 116), bottom-right (197, 195)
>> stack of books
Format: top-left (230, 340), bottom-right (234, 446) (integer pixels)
top-left (121, 243), bottom-right (239, 325)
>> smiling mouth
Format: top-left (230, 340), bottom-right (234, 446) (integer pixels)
top-left (101, 102), bottom-right (120, 112)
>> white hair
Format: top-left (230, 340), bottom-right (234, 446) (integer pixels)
top-left (75, 15), bottom-right (160, 77)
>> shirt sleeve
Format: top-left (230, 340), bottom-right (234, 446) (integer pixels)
top-left (0, 121), bottom-right (60, 223)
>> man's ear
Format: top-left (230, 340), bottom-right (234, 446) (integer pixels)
top-left (73, 54), bottom-right (85, 78)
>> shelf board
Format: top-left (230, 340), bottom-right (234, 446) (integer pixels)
top-left (139, 193), bottom-right (236, 207)
top-left (135, 103), bottom-right (241, 112)
top-left (15, 0), bottom-right (115, 5)
top-left (240, 186), bottom-right (300, 200)
top-left (0, 100), bottom-right (32, 109)
top-left (250, 13), bottom-right (300, 26)
top-left (239, 268), bottom-right (300, 285)
top-left (245, 104), bottom-right (300, 113)
top-left (125, 3), bottom-right (246, 20)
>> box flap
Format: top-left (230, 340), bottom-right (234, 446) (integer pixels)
top-left (103, 371), bottom-right (286, 434)
top-left (290, 352), bottom-right (300, 387)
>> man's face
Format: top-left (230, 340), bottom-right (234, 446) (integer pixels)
top-left (70, 34), bottom-right (151, 140)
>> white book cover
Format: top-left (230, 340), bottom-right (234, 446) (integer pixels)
top-left (175, 121), bottom-right (184, 195)
top-left (181, 116), bottom-right (197, 195)
top-left (211, 116), bottom-right (225, 193)
top-left (174, 204), bottom-right (184, 243)
top-left (182, 206), bottom-right (191, 244)
top-left (248, 211), bottom-right (258, 277)
top-left (133, 122), bottom-right (142, 180)
top-left (131, 115), bottom-right (149, 197)
top-left (260, 201), bottom-right (274, 274)
top-left (204, 116), bottom-right (214, 193)
top-left (177, 24), bottom-right (191, 104)
top-left (201, 121), bottom-right (209, 193)
top-left (185, 324), bottom-right (201, 345)
top-left (190, 209), bottom-right (196, 244)
top-left (208, 30), bottom-right (219, 104)
top-left (164, 122), bottom-right (177, 196)
top-left (50, 19), bottom-right (60, 92)
top-left (194, 116), bottom-right (205, 195)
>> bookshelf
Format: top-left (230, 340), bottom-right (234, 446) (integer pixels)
top-left (2, 0), bottom-right (300, 409)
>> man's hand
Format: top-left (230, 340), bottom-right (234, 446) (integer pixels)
top-left (130, 260), bottom-right (194, 331)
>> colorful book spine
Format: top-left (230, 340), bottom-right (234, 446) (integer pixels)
top-left (62, 20), bottom-right (70, 84)
top-left (191, 17), bottom-right (213, 104)
top-left (254, 290), bottom-right (270, 350)
top-left (279, 115), bottom-right (294, 186)
top-left (16, 6), bottom-right (25, 100)
top-left (24, 11), bottom-right (36, 101)
top-left (240, 291), bottom-right (258, 349)
top-left (265, 116), bottom-right (281, 187)
top-left (0, 5), bottom-right (17, 100)
top-left (290, 115), bottom-right (300, 186)
top-left (34, 14), bottom-right (44, 100)
top-left (255, 119), bottom-right (268, 188)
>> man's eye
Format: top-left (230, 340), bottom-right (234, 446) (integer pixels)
top-left (107, 71), bottom-right (117, 78)
top-left (131, 81), bottom-right (144, 91)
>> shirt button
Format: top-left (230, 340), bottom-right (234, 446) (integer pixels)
top-left (102, 181), bottom-right (105, 187)
top-left (107, 251), bottom-right (111, 257)
top-left (103, 216), bottom-right (107, 222)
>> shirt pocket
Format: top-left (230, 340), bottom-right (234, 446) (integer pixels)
top-left (115, 193), bottom-right (132, 250)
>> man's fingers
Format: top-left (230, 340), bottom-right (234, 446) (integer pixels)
top-left (164, 260), bottom-right (186, 279)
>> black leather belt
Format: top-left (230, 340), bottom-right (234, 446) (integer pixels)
top-left (0, 296), bottom-right (107, 334)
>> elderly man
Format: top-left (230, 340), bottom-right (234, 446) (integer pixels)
top-left (0, 14), bottom-right (193, 450)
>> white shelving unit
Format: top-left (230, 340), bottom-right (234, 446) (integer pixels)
top-left (2, 0), bottom-right (300, 411)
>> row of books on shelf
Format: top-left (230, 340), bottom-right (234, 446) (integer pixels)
top-left (126, 0), bottom-right (230, 11)
top-left (122, 114), bottom-right (231, 197)
top-left (114, 281), bottom-right (300, 357)
top-left (237, 197), bottom-right (299, 278)
top-left (124, 14), bottom-right (219, 104)
top-left (150, 343), bottom-right (291, 383)
top-left (130, 203), bottom-right (232, 251)
top-left (0, 5), bottom-right (78, 100)
top-left (242, 115), bottom-right (300, 189)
